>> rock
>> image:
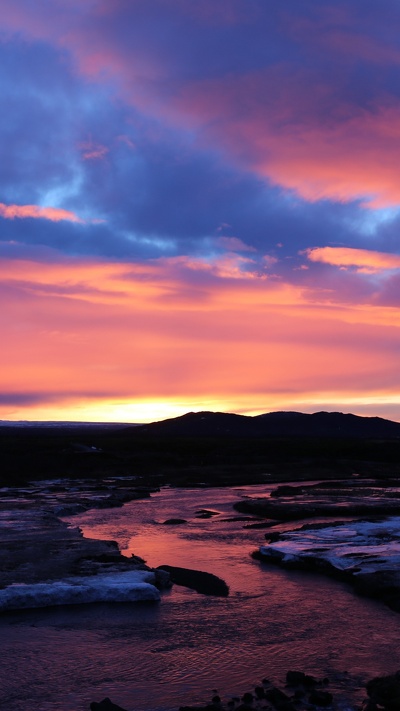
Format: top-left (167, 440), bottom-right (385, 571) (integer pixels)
top-left (153, 567), bottom-right (172, 588)
top-left (162, 518), bottom-right (188, 525)
top-left (90, 698), bottom-right (129, 711)
top-left (308, 690), bottom-right (333, 706)
top-left (263, 686), bottom-right (296, 711)
top-left (157, 565), bottom-right (229, 596)
top-left (294, 689), bottom-right (305, 700)
top-left (241, 692), bottom-right (254, 705)
top-left (366, 670), bottom-right (400, 710)
top-left (195, 509), bottom-right (220, 518)
top-left (264, 532), bottom-right (282, 542)
top-left (286, 670), bottom-right (317, 687)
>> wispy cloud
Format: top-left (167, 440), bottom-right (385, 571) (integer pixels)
top-left (306, 246), bottom-right (400, 273)
top-left (0, 252), bottom-right (399, 421)
top-left (0, 203), bottom-right (83, 223)
top-left (79, 140), bottom-right (109, 161)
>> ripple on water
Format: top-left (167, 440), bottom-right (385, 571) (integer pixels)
top-left (1, 484), bottom-right (400, 710)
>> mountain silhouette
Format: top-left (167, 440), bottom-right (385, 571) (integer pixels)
top-left (130, 410), bottom-right (400, 439)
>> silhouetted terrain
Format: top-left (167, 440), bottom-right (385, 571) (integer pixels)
top-left (1, 410), bottom-right (400, 487)
top-left (130, 410), bottom-right (400, 438)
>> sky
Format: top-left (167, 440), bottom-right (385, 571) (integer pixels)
top-left (2, 0), bottom-right (400, 423)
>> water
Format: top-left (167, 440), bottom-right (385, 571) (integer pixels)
top-left (1, 485), bottom-right (400, 710)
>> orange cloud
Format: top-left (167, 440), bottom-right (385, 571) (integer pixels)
top-left (306, 247), bottom-right (400, 272)
top-left (1, 253), bottom-right (400, 422)
top-left (0, 202), bottom-right (83, 223)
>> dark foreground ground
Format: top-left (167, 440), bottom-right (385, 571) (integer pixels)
top-left (1, 418), bottom-right (400, 488)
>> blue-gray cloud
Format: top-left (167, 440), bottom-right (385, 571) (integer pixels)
top-left (1, 0), bottom-right (400, 275)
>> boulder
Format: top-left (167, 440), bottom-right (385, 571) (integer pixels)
top-left (286, 670), bottom-right (317, 688)
top-left (308, 690), bottom-right (333, 706)
top-left (157, 565), bottom-right (229, 596)
top-left (90, 698), bottom-right (128, 711)
top-left (195, 509), bottom-right (220, 518)
top-left (263, 686), bottom-right (296, 711)
top-left (366, 670), bottom-right (400, 710)
top-left (162, 518), bottom-right (187, 525)
top-left (241, 692), bottom-right (254, 705)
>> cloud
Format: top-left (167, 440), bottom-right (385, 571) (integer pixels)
top-left (216, 236), bottom-right (256, 252)
top-left (3, 0), bottom-right (400, 265)
top-left (0, 252), bottom-right (399, 408)
top-left (306, 246), bottom-right (400, 272)
top-left (0, 202), bottom-right (84, 223)
top-left (5, 1), bottom-right (400, 212)
top-left (79, 140), bottom-right (109, 161)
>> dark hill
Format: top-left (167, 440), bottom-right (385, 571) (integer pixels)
top-left (2, 410), bottom-right (400, 487)
top-left (129, 410), bottom-right (400, 439)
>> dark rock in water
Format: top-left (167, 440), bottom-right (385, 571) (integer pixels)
top-left (195, 509), bottom-right (220, 518)
top-left (286, 670), bottom-right (317, 687)
top-left (157, 565), bottom-right (229, 596)
top-left (162, 518), bottom-right (188, 525)
top-left (263, 686), bottom-right (295, 711)
top-left (153, 567), bottom-right (172, 589)
top-left (90, 698), bottom-right (128, 711)
top-left (243, 520), bottom-right (276, 529)
top-left (366, 670), bottom-right (400, 710)
top-left (308, 689), bottom-right (333, 706)
top-left (180, 705), bottom-right (220, 711)
top-left (53, 503), bottom-right (88, 516)
top-left (264, 531), bottom-right (282, 543)
top-left (254, 686), bottom-right (265, 699)
top-left (294, 689), bottom-right (305, 700)
top-left (241, 692), bottom-right (254, 705)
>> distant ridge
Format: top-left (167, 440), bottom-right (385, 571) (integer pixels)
top-left (130, 410), bottom-right (400, 439)
top-left (0, 421), bottom-right (130, 429)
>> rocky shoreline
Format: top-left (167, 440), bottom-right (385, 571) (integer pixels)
top-left (233, 479), bottom-right (400, 614)
top-left (0, 477), bottom-right (179, 612)
top-left (3, 474), bottom-right (400, 609)
top-left (90, 669), bottom-right (400, 711)
top-left (0, 476), bottom-right (234, 607)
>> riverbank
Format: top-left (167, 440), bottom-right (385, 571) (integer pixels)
top-left (3, 474), bottom-right (400, 612)
top-left (0, 477), bottom-right (173, 609)
top-left (233, 479), bottom-right (400, 613)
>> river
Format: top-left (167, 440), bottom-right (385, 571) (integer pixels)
top-left (0, 484), bottom-right (399, 710)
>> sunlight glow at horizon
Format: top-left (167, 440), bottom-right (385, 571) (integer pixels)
top-left (3, 393), bottom-right (400, 425)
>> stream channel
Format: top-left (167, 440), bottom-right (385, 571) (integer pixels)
top-left (1, 483), bottom-right (400, 710)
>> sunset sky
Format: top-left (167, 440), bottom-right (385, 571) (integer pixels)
top-left (2, 0), bottom-right (400, 423)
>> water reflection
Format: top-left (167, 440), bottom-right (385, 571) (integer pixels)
top-left (1, 485), bottom-right (400, 711)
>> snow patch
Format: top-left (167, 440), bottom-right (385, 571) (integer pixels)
top-left (259, 516), bottom-right (400, 575)
top-left (0, 570), bottom-right (160, 611)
